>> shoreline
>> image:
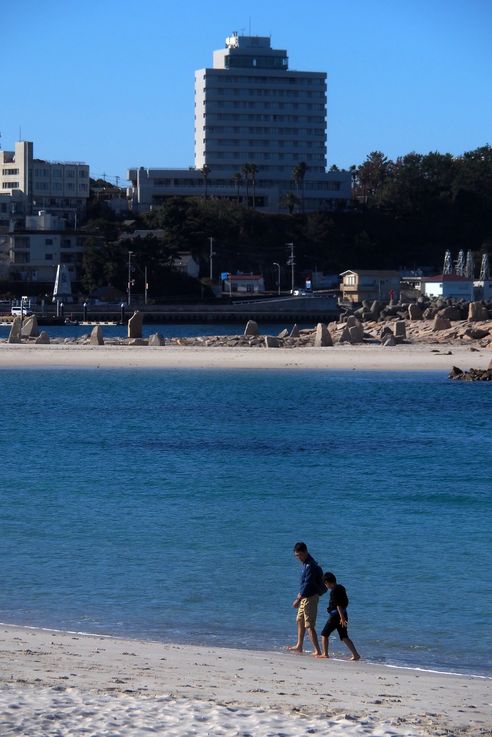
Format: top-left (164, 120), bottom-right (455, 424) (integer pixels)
top-left (1, 623), bottom-right (490, 736)
top-left (0, 342), bottom-right (490, 372)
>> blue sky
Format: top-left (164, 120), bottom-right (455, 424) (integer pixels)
top-left (2, 0), bottom-right (491, 183)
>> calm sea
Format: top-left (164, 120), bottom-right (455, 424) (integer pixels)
top-left (0, 358), bottom-right (491, 676)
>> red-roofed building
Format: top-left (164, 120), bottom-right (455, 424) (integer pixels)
top-left (223, 273), bottom-right (265, 294)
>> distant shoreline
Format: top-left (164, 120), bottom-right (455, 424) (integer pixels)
top-left (0, 342), bottom-right (490, 372)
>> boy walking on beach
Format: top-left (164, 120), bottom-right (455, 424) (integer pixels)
top-left (318, 572), bottom-right (360, 660)
top-left (288, 542), bottom-right (324, 656)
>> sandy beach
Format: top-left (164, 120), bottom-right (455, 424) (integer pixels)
top-left (0, 624), bottom-right (490, 736)
top-left (0, 341), bottom-right (490, 372)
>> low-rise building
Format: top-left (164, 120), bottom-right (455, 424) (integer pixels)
top-left (223, 273), bottom-right (265, 294)
top-left (340, 269), bottom-right (400, 303)
top-left (420, 274), bottom-right (474, 300)
top-left (2, 212), bottom-right (87, 284)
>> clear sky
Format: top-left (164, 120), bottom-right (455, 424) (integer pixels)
top-left (2, 0), bottom-right (491, 183)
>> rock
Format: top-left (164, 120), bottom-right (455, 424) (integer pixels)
top-left (21, 315), bottom-right (40, 338)
top-left (35, 331), bottom-right (50, 344)
top-left (348, 324), bottom-right (364, 344)
top-left (264, 335), bottom-right (281, 348)
top-left (289, 324), bottom-right (300, 338)
top-left (449, 366), bottom-right (492, 381)
top-left (394, 320), bottom-right (406, 340)
top-left (432, 316), bottom-right (451, 331)
top-left (128, 338), bottom-right (148, 346)
top-left (464, 327), bottom-right (490, 340)
top-left (408, 303), bottom-right (423, 320)
top-left (423, 307), bottom-right (438, 320)
top-left (90, 325), bottom-right (104, 345)
top-left (148, 332), bottom-right (165, 346)
top-left (346, 315), bottom-right (358, 328)
top-left (313, 323), bottom-right (333, 347)
top-left (277, 328), bottom-right (289, 339)
top-left (468, 302), bottom-right (489, 321)
top-left (338, 326), bottom-right (352, 343)
top-left (438, 306), bottom-right (462, 321)
top-left (370, 301), bottom-right (383, 317)
top-left (7, 317), bottom-right (22, 343)
top-left (128, 311), bottom-right (144, 338)
top-left (382, 334), bottom-right (396, 346)
top-left (244, 320), bottom-right (259, 337)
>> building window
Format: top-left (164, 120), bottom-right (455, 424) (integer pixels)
top-left (45, 254), bottom-right (53, 260)
top-left (45, 238), bottom-right (54, 245)
top-left (2, 182), bottom-right (19, 188)
top-left (2, 168), bottom-right (19, 175)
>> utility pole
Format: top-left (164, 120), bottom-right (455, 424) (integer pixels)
top-left (273, 262), bottom-right (281, 295)
top-left (144, 265), bottom-right (148, 305)
top-left (209, 236), bottom-right (215, 280)
top-left (128, 251), bottom-right (133, 306)
top-left (286, 242), bottom-right (295, 293)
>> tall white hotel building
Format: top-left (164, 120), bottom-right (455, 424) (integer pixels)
top-left (128, 33), bottom-right (351, 213)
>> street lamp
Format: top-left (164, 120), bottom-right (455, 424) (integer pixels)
top-left (273, 262), bottom-right (281, 296)
top-left (286, 242), bottom-right (295, 294)
top-left (128, 250), bottom-right (134, 306)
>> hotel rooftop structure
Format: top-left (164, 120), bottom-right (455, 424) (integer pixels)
top-left (128, 33), bottom-right (351, 213)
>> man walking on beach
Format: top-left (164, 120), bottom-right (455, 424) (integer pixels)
top-left (288, 541), bottom-right (323, 656)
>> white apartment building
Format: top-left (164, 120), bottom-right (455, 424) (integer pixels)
top-left (128, 33), bottom-right (351, 213)
top-left (0, 141), bottom-right (90, 221)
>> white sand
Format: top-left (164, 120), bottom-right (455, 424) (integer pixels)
top-left (0, 625), bottom-right (490, 736)
top-left (0, 342), bottom-right (490, 371)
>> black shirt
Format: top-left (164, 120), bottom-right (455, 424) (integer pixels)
top-left (328, 583), bottom-right (348, 612)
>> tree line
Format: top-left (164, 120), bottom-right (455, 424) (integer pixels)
top-left (81, 144), bottom-right (492, 299)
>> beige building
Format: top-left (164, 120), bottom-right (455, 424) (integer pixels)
top-left (0, 141), bottom-right (90, 222)
top-left (340, 270), bottom-right (401, 303)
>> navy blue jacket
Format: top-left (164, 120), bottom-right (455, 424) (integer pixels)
top-left (299, 554), bottom-right (322, 598)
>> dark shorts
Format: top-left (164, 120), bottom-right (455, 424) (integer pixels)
top-left (321, 613), bottom-right (348, 640)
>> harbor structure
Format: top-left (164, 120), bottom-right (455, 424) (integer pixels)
top-left (128, 33), bottom-right (351, 213)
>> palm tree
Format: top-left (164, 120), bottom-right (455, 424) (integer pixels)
top-left (280, 191), bottom-right (300, 215)
top-left (241, 163), bottom-right (251, 206)
top-left (232, 172), bottom-right (243, 202)
top-left (292, 161), bottom-right (308, 212)
top-left (200, 165), bottom-right (211, 199)
top-left (249, 163), bottom-right (258, 208)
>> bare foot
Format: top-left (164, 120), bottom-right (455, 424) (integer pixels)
top-left (316, 654), bottom-right (329, 658)
top-left (350, 655), bottom-right (360, 661)
top-left (312, 652), bottom-right (322, 657)
top-left (287, 645), bottom-right (303, 653)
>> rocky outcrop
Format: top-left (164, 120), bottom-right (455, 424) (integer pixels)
top-left (449, 366), bottom-right (492, 381)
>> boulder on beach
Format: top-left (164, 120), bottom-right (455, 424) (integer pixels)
top-left (394, 320), bottom-right (407, 340)
top-left (244, 320), bottom-right (259, 337)
top-left (277, 328), bottom-right (289, 339)
top-left (35, 331), bottom-right (50, 344)
top-left (148, 332), bottom-right (165, 346)
top-left (90, 325), bottom-right (104, 345)
top-left (264, 335), bottom-right (281, 348)
top-left (314, 322), bottom-right (333, 347)
top-left (7, 317), bottom-right (22, 344)
top-left (432, 316), bottom-right (452, 331)
top-left (21, 315), bottom-right (40, 338)
top-left (128, 311), bottom-right (143, 339)
top-left (408, 303), bottom-right (423, 320)
top-left (289, 324), bottom-right (300, 338)
top-left (468, 302), bottom-right (489, 321)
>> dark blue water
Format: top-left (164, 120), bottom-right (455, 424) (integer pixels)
top-left (0, 368), bottom-right (491, 675)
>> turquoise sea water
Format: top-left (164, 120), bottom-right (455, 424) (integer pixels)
top-left (1, 364), bottom-right (491, 676)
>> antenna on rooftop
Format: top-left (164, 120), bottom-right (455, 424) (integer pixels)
top-left (479, 253), bottom-right (489, 281)
top-left (443, 249), bottom-right (453, 275)
top-left (465, 249), bottom-right (474, 279)
top-left (455, 249), bottom-right (465, 276)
